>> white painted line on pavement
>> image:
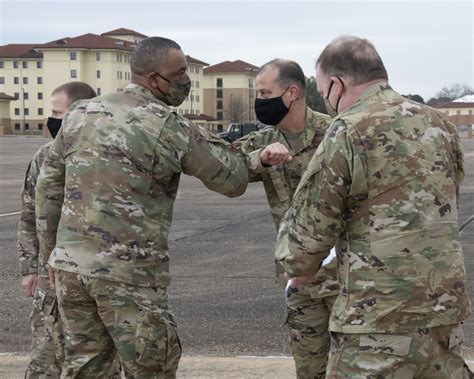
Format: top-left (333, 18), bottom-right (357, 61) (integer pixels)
top-left (0, 211), bottom-right (20, 218)
top-left (237, 356), bottom-right (293, 360)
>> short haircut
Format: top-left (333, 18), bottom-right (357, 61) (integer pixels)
top-left (317, 35), bottom-right (388, 85)
top-left (130, 37), bottom-right (181, 76)
top-left (52, 81), bottom-right (97, 104)
top-left (258, 59), bottom-right (306, 96)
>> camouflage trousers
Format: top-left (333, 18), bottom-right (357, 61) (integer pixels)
top-left (55, 270), bottom-right (181, 379)
top-left (285, 281), bottom-right (337, 379)
top-left (26, 276), bottom-right (63, 378)
top-left (326, 324), bottom-right (473, 378)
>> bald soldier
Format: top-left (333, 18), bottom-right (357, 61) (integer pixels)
top-left (233, 59), bottom-right (338, 378)
top-left (276, 36), bottom-right (471, 378)
top-left (35, 37), bottom-right (249, 378)
top-left (18, 81), bottom-right (96, 378)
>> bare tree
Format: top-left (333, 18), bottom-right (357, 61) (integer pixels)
top-left (435, 83), bottom-right (474, 101)
top-left (225, 95), bottom-right (248, 123)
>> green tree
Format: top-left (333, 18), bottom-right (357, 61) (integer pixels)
top-left (306, 77), bottom-right (327, 114)
top-left (402, 94), bottom-right (425, 104)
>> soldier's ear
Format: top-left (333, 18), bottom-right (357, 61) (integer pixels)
top-left (289, 84), bottom-right (299, 101)
top-left (146, 72), bottom-right (159, 88)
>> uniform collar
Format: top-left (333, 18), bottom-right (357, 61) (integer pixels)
top-left (125, 83), bottom-right (170, 108)
top-left (275, 107), bottom-right (319, 153)
top-left (332, 81), bottom-right (391, 122)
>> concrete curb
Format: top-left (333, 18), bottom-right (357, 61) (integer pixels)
top-left (1, 353), bottom-right (473, 378)
top-left (0, 354), bottom-right (296, 379)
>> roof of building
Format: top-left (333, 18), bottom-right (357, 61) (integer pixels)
top-left (186, 55), bottom-right (208, 66)
top-left (0, 92), bottom-right (16, 100)
top-left (0, 44), bottom-right (43, 59)
top-left (101, 28), bottom-right (148, 38)
top-left (39, 33), bottom-right (136, 52)
top-left (453, 95), bottom-right (474, 103)
top-left (203, 60), bottom-right (258, 74)
top-left (184, 113), bottom-right (218, 122)
top-left (435, 102), bottom-right (474, 109)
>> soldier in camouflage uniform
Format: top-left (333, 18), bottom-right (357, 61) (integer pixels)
top-left (35, 37), bottom-right (249, 378)
top-left (18, 82), bottom-right (96, 378)
top-left (276, 36), bottom-right (472, 378)
top-left (233, 59), bottom-right (339, 378)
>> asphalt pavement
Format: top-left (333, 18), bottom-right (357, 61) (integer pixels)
top-left (0, 136), bottom-right (473, 377)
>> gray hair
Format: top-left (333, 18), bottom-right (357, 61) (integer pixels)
top-left (130, 37), bottom-right (181, 75)
top-left (317, 35), bottom-right (388, 85)
top-left (258, 59), bottom-right (306, 96)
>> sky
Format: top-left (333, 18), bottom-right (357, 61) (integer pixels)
top-left (0, 0), bottom-right (472, 101)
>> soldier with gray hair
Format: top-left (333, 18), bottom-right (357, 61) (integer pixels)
top-left (276, 35), bottom-right (472, 377)
top-left (35, 36), bottom-right (249, 377)
top-left (234, 58), bottom-right (338, 378)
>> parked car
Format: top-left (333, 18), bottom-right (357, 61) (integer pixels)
top-left (217, 122), bottom-right (266, 142)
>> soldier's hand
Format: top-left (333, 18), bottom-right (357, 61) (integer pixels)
top-left (48, 266), bottom-right (56, 290)
top-left (260, 143), bottom-right (292, 166)
top-left (21, 273), bottom-right (38, 297)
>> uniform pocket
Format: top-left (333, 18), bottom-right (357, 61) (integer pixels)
top-left (359, 334), bottom-right (412, 356)
top-left (135, 306), bottom-right (181, 371)
top-left (32, 287), bottom-right (46, 311)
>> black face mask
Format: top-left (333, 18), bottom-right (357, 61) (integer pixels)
top-left (47, 117), bottom-right (62, 138)
top-left (254, 87), bottom-right (292, 125)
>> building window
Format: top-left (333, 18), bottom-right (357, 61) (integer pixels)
top-left (216, 78), bottom-right (223, 87)
top-left (13, 61), bottom-right (19, 69)
top-left (217, 100), bottom-right (223, 110)
top-left (71, 70), bottom-right (77, 78)
top-left (70, 51), bottom-right (77, 60)
top-left (24, 108), bottom-right (29, 116)
top-left (456, 110), bottom-right (461, 116)
top-left (23, 77), bottom-right (28, 84)
top-left (96, 52), bottom-right (101, 61)
top-left (38, 108), bottom-right (43, 116)
top-left (24, 92), bottom-right (28, 100)
top-left (38, 123), bottom-right (43, 130)
top-left (196, 95), bottom-right (199, 102)
top-left (216, 89), bottom-right (223, 98)
top-left (14, 77), bottom-right (19, 84)
top-left (22, 61), bottom-right (28, 69)
top-left (196, 81), bottom-right (199, 88)
top-left (37, 92), bottom-right (43, 100)
top-left (97, 70), bottom-right (101, 79)
top-left (14, 92), bottom-right (19, 100)
top-left (37, 61), bottom-right (42, 69)
top-left (0, 77), bottom-right (4, 84)
top-left (191, 80), bottom-right (194, 88)
top-left (217, 111), bottom-right (223, 120)
top-left (117, 53), bottom-right (123, 62)
top-left (0, 61), bottom-right (3, 68)
top-left (15, 108), bottom-right (20, 115)
top-left (15, 123), bottom-right (20, 130)
top-left (97, 88), bottom-right (101, 96)
top-left (24, 123), bottom-right (29, 130)
top-left (469, 110), bottom-right (473, 115)
top-left (37, 77), bottom-right (43, 84)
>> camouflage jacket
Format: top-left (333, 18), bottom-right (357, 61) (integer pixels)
top-left (18, 141), bottom-right (52, 275)
top-left (235, 108), bottom-right (331, 228)
top-left (234, 108), bottom-right (339, 297)
top-left (276, 82), bottom-right (471, 333)
top-left (36, 83), bottom-right (249, 288)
